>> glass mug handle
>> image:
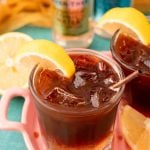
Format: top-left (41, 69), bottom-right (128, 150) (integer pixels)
top-left (0, 88), bottom-right (40, 150)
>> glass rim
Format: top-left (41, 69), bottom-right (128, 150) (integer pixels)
top-left (110, 30), bottom-right (150, 77)
top-left (29, 48), bottom-right (125, 116)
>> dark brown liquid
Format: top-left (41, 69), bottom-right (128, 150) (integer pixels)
top-left (112, 33), bottom-right (150, 117)
top-left (33, 54), bottom-right (120, 148)
top-left (115, 34), bottom-right (150, 74)
top-left (35, 54), bottom-right (119, 108)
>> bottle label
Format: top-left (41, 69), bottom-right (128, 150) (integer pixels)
top-left (53, 0), bottom-right (89, 36)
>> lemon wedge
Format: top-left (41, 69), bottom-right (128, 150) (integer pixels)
top-left (96, 7), bottom-right (150, 45)
top-left (121, 105), bottom-right (150, 150)
top-left (16, 39), bottom-right (75, 78)
top-left (0, 37), bottom-right (75, 94)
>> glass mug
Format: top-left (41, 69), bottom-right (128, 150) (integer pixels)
top-left (110, 30), bottom-right (150, 116)
top-left (0, 49), bottom-right (125, 150)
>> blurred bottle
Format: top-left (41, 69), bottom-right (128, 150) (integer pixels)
top-left (52, 0), bottom-right (94, 48)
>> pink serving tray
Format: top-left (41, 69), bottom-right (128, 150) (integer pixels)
top-left (0, 52), bottom-right (130, 150)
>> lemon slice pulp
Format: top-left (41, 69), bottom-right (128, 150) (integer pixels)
top-left (0, 32), bottom-right (33, 94)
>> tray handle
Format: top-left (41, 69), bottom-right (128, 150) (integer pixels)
top-left (0, 88), bottom-right (30, 132)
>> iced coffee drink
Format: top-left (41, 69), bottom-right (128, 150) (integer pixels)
top-left (111, 31), bottom-right (150, 116)
top-left (29, 49), bottom-right (124, 149)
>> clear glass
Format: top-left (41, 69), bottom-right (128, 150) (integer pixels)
top-left (52, 28), bottom-right (94, 48)
top-left (110, 30), bottom-right (150, 116)
top-left (29, 48), bottom-right (125, 149)
top-left (51, 0), bottom-right (94, 48)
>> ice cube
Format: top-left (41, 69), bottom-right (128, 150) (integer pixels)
top-left (46, 87), bottom-right (86, 107)
top-left (98, 61), bottom-right (107, 71)
top-left (104, 75), bottom-right (116, 86)
top-left (73, 72), bottom-right (86, 88)
top-left (73, 71), bottom-right (97, 88)
top-left (144, 59), bottom-right (150, 69)
top-left (90, 91), bottom-right (99, 108)
top-left (90, 87), bottom-right (115, 107)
